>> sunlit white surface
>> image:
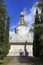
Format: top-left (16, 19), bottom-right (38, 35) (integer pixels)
top-left (8, 45), bottom-right (33, 56)
top-left (8, 23), bottom-right (33, 56)
top-left (10, 25), bottom-right (33, 43)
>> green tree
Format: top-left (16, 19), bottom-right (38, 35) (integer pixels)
top-left (0, 0), bottom-right (6, 59)
top-left (0, 0), bottom-right (10, 59)
top-left (33, 9), bottom-right (40, 57)
top-left (37, 0), bottom-right (43, 58)
top-left (39, 7), bottom-right (43, 59)
top-left (33, 0), bottom-right (43, 58)
top-left (5, 17), bottom-right (10, 56)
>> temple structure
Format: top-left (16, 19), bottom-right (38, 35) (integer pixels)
top-left (8, 12), bottom-right (33, 56)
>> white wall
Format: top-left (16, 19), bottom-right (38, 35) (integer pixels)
top-left (8, 45), bottom-right (33, 56)
top-left (26, 45), bottom-right (33, 56)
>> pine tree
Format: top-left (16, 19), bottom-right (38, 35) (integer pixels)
top-left (0, 0), bottom-right (6, 59)
top-left (0, 0), bottom-right (10, 59)
top-left (38, 1), bottom-right (43, 58)
top-left (37, 0), bottom-right (43, 58)
top-left (33, 9), bottom-right (40, 57)
top-left (5, 17), bottom-right (10, 56)
top-left (33, 0), bottom-right (43, 58)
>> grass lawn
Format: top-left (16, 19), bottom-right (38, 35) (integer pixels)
top-left (0, 56), bottom-right (14, 65)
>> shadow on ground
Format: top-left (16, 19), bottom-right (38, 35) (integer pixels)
top-left (18, 56), bottom-right (35, 65)
top-left (6, 56), bottom-right (37, 65)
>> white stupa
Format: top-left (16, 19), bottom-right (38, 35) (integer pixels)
top-left (8, 12), bottom-right (33, 56)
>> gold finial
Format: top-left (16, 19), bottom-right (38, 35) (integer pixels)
top-left (20, 12), bottom-right (25, 26)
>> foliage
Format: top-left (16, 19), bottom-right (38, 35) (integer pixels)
top-left (0, 0), bottom-right (10, 59)
top-left (37, 0), bottom-right (43, 58)
top-left (31, 57), bottom-right (43, 65)
top-left (33, 9), bottom-right (40, 57)
top-left (33, 0), bottom-right (43, 58)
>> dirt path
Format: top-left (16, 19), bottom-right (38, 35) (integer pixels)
top-left (7, 57), bottom-right (35, 65)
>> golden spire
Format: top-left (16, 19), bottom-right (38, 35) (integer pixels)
top-left (20, 12), bottom-right (25, 26)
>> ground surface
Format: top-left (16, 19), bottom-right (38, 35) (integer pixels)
top-left (6, 57), bottom-right (35, 65)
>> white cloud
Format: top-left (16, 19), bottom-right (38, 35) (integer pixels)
top-left (23, 2), bottom-right (41, 28)
top-left (9, 31), bottom-right (15, 41)
top-left (24, 5), bottom-right (36, 28)
top-left (10, 24), bottom-right (17, 31)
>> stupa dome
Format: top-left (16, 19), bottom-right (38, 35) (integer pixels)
top-left (10, 12), bottom-right (33, 43)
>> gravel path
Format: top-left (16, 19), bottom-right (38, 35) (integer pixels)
top-left (7, 57), bottom-right (35, 65)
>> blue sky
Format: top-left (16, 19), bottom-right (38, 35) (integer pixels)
top-left (5, 0), bottom-right (38, 31)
